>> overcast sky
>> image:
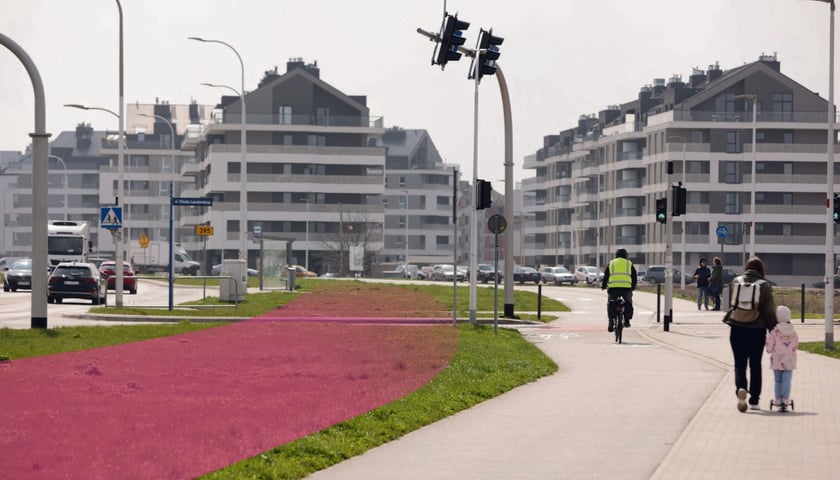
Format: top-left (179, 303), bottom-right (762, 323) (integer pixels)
top-left (0, 0), bottom-right (835, 184)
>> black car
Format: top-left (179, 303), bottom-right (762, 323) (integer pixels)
top-left (3, 258), bottom-right (32, 291)
top-left (472, 263), bottom-right (503, 284)
top-left (48, 262), bottom-right (108, 305)
top-left (513, 266), bottom-right (541, 285)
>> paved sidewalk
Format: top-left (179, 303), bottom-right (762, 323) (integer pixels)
top-left (310, 287), bottom-right (840, 479)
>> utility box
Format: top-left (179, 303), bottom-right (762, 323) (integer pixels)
top-left (219, 259), bottom-right (247, 302)
top-left (287, 266), bottom-right (296, 291)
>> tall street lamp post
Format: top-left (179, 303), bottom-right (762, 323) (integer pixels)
top-left (0, 32), bottom-right (50, 328)
top-left (138, 113), bottom-right (176, 311)
top-left (64, 102), bottom-right (125, 306)
top-left (49, 155), bottom-right (68, 220)
top-left (189, 37), bottom-right (248, 264)
top-left (402, 190), bottom-right (409, 273)
top-left (735, 94), bottom-right (758, 261)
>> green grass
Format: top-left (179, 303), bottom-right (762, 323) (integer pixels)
top-left (0, 322), bottom-right (226, 360)
top-left (201, 324), bottom-right (557, 479)
top-left (799, 341), bottom-right (840, 359)
top-left (89, 279), bottom-right (567, 321)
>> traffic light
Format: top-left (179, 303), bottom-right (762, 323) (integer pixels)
top-left (434, 13), bottom-right (470, 68)
top-left (655, 197), bottom-right (667, 224)
top-left (672, 184), bottom-right (687, 216)
top-left (476, 179), bottom-right (493, 210)
top-left (469, 28), bottom-right (504, 82)
top-left (834, 194), bottom-right (840, 223)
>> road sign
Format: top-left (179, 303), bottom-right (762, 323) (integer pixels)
top-left (195, 225), bottom-right (214, 236)
top-left (172, 197), bottom-right (213, 207)
top-left (487, 214), bottom-right (507, 234)
top-left (100, 207), bottom-right (122, 229)
top-left (139, 231), bottom-right (150, 248)
top-left (716, 225), bottom-right (729, 239)
top-left (254, 225), bottom-right (262, 236)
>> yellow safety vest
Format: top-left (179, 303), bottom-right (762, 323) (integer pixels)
top-left (607, 258), bottom-right (633, 289)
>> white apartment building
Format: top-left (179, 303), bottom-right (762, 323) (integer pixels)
top-left (523, 54), bottom-right (836, 285)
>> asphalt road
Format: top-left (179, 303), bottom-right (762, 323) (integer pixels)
top-left (0, 279), bottom-right (219, 329)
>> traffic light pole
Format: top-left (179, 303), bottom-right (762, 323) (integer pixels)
top-left (468, 55), bottom-right (480, 325)
top-left (664, 163), bottom-right (674, 331)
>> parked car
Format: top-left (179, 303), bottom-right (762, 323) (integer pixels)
top-left (431, 265), bottom-right (464, 282)
top-left (3, 258), bottom-right (32, 291)
top-left (644, 265), bottom-right (683, 284)
top-left (211, 264), bottom-right (260, 277)
top-left (540, 266), bottom-right (575, 285)
top-left (395, 264), bottom-right (426, 280)
top-left (0, 256), bottom-right (21, 272)
top-left (47, 262), bottom-right (108, 305)
top-left (513, 266), bottom-right (541, 285)
top-left (811, 276), bottom-right (840, 289)
top-left (575, 266), bottom-right (603, 285)
top-left (99, 260), bottom-right (137, 294)
top-left (470, 263), bottom-right (503, 284)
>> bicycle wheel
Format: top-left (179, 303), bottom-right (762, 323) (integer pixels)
top-left (615, 311), bottom-right (624, 344)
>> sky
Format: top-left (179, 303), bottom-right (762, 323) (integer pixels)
top-left (0, 0), bottom-right (835, 185)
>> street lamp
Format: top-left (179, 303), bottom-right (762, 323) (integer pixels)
top-left (49, 155), bottom-right (68, 221)
top-left (809, 0), bottom-right (836, 349)
top-left (734, 94), bottom-right (758, 261)
top-left (138, 113), bottom-right (176, 311)
top-left (301, 198), bottom-right (310, 271)
top-left (402, 190), bottom-right (409, 274)
top-left (64, 102), bottom-right (125, 307)
top-left (189, 36), bottom-right (248, 264)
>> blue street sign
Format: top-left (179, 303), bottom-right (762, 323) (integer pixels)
top-left (100, 207), bottom-right (123, 229)
top-left (716, 225), bottom-right (729, 239)
top-left (172, 197), bottom-right (213, 206)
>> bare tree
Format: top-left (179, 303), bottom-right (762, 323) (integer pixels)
top-left (317, 209), bottom-right (382, 277)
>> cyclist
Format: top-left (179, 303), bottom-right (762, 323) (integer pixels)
top-left (601, 248), bottom-right (638, 332)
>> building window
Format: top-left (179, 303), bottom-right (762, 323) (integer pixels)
top-left (723, 161), bottom-right (741, 183)
top-left (307, 135), bottom-right (326, 146)
top-left (771, 93), bottom-right (793, 121)
top-left (436, 235), bottom-right (449, 246)
top-left (399, 176), bottom-right (406, 187)
top-left (725, 192), bottom-right (741, 214)
top-left (282, 134), bottom-right (293, 145)
top-left (279, 106), bottom-right (292, 124)
top-left (726, 131), bottom-right (741, 153)
top-left (316, 107), bottom-right (330, 126)
top-left (783, 193), bottom-right (793, 205)
top-left (784, 163), bottom-right (793, 175)
top-left (756, 131), bottom-right (766, 142)
top-left (783, 132), bottom-right (794, 144)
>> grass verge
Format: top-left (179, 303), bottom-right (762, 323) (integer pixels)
top-left (201, 323), bottom-right (558, 479)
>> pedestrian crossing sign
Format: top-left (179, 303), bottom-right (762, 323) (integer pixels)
top-left (100, 207), bottom-right (123, 229)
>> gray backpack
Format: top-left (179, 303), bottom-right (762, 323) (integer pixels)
top-left (728, 277), bottom-right (766, 323)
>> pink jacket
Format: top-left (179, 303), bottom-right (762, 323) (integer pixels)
top-left (766, 322), bottom-right (798, 370)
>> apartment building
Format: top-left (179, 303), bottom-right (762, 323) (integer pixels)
top-left (523, 54), bottom-right (835, 285)
top-left (3, 101), bottom-right (213, 261)
top-left (373, 127), bottom-right (459, 267)
top-left (183, 59), bottom-right (386, 275)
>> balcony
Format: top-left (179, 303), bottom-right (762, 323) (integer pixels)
top-left (209, 112), bottom-right (384, 128)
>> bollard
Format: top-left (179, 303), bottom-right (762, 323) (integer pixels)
top-left (656, 283), bottom-right (661, 323)
top-left (537, 283), bottom-right (542, 320)
top-left (801, 283), bottom-right (805, 323)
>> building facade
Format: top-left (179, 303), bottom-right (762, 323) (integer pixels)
top-left (523, 54), bottom-right (836, 285)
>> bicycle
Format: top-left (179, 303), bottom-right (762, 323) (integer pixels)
top-left (609, 296), bottom-right (626, 344)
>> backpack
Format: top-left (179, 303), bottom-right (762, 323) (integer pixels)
top-left (728, 277), bottom-right (766, 323)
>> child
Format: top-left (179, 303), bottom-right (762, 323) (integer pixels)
top-left (765, 305), bottom-right (798, 410)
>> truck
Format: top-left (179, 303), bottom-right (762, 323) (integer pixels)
top-left (47, 220), bottom-right (91, 269)
top-left (132, 241), bottom-right (200, 275)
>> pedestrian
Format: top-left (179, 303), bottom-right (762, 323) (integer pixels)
top-left (693, 258), bottom-right (711, 310)
top-left (766, 305), bottom-right (798, 411)
top-left (709, 256), bottom-right (724, 311)
top-left (723, 256), bottom-right (778, 412)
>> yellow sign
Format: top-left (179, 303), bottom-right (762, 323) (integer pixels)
top-left (195, 225), bottom-right (214, 236)
top-left (139, 232), bottom-right (150, 248)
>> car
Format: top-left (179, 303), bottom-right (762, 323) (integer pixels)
top-left (811, 276), bottom-right (840, 289)
top-left (513, 266), bottom-right (541, 285)
top-left (286, 265), bottom-right (316, 278)
top-left (471, 263), bottom-right (503, 283)
top-left (395, 264), bottom-right (426, 280)
top-left (99, 260), bottom-right (138, 294)
top-left (0, 256), bottom-right (21, 272)
top-left (211, 264), bottom-right (260, 277)
top-left (539, 266), bottom-right (575, 285)
top-left (430, 265), bottom-right (464, 282)
top-left (575, 266), bottom-right (603, 285)
top-left (47, 262), bottom-right (108, 305)
top-left (644, 265), bottom-right (683, 284)
top-left (3, 258), bottom-right (32, 291)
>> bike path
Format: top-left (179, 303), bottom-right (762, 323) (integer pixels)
top-left (310, 288), bottom-right (840, 479)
